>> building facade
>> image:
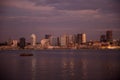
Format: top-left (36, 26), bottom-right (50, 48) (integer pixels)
top-left (50, 36), bottom-right (59, 46)
top-left (81, 33), bottom-right (86, 44)
top-left (76, 33), bottom-right (86, 44)
top-left (45, 34), bottom-right (51, 39)
top-left (19, 37), bottom-right (26, 49)
top-left (100, 35), bottom-right (106, 42)
top-left (106, 30), bottom-right (113, 42)
top-left (60, 35), bottom-right (68, 47)
top-left (31, 34), bottom-right (36, 46)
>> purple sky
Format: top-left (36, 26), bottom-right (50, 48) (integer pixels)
top-left (0, 0), bottom-right (120, 42)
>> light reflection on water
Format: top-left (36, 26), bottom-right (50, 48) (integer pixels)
top-left (61, 56), bottom-right (75, 80)
top-left (32, 57), bottom-right (36, 80)
top-left (81, 57), bottom-right (88, 80)
top-left (0, 50), bottom-right (120, 80)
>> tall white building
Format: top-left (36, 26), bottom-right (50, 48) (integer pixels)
top-left (81, 33), bottom-right (86, 43)
top-left (31, 34), bottom-right (36, 46)
top-left (60, 35), bottom-right (68, 47)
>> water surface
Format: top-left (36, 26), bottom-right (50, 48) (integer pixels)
top-left (0, 49), bottom-right (120, 80)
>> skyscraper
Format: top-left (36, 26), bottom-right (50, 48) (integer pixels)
top-left (106, 30), bottom-right (113, 42)
top-left (49, 36), bottom-right (58, 46)
top-left (31, 34), bottom-right (36, 46)
top-left (100, 35), bottom-right (106, 42)
top-left (19, 37), bottom-right (26, 49)
top-left (45, 34), bottom-right (51, 39)
top-left (76, 33), bottom-right (86, 44)
top-left (60, 35), bottom-right (68, 47)
top-left (81, 33), bottom-right (86, 44)
top-left (76, 34), bottom-right (81, 44)
top-left (68, 35), bottom-right (74, 44)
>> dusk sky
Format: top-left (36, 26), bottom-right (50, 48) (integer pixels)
top-left (0, 0), bottom-right (120, 42)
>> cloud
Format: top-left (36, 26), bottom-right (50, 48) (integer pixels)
top-left (15, 1), bottom-right (55, 11)
top-left (28, 0), bottom-right (120, 12)
top-left (1, 0), bottom-right (120, 17)
top-left (0, 0), bottom-right (120, 41)
top-left (0, 1), bottom-right (60, 18)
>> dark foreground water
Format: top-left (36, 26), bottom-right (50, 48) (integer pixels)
top-left (0, 49), bottom-right (120, 80)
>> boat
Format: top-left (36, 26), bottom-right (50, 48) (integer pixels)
top-left (20, 53), bottom-right (33, 56)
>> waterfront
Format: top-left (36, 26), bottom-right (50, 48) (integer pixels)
top-left (0, 49), bottom-right (120, 80)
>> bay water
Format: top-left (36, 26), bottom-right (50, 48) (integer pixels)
top-left (0, 49), bottom-right (120, 80)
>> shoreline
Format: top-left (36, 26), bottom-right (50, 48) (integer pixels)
top-left (0, 47), bottom-right (120, 51)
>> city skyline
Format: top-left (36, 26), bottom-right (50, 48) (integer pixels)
top-left (0, 0), bottom-right (120, 42)
top-left (1, 30), bottom-right (120, 50)
top-left (0, 30), bottom-right (116, 43)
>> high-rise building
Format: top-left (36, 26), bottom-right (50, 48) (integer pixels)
top-left (76, 34), bottom-right (81, 44)
top-left (106, 30), bottom-right (113, 42)
top-left (68, 35), bottom-right (74, 44)
top-left (57, 37), bottom-right (60, 46)
top-left (100, 35), bottom-right (106, 42)
top-left (81, 33), bottom-right (86, 43)
top-left (76, 33), bottom-right (86, 44)
top-left (45, 34), bottom-right (51, 39)
top-left (60, 35), bottom-right (68, 47)
top-left (19, 37), bottom-right (26, 49)
top-left (67, 35), bottom-right (76, 47)
top-left (31, 34), bottom-right (36, 46)
top-left (73, 34), bottom-right (77, 44)
top-left (50, 36), bottom-right (58, 46)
